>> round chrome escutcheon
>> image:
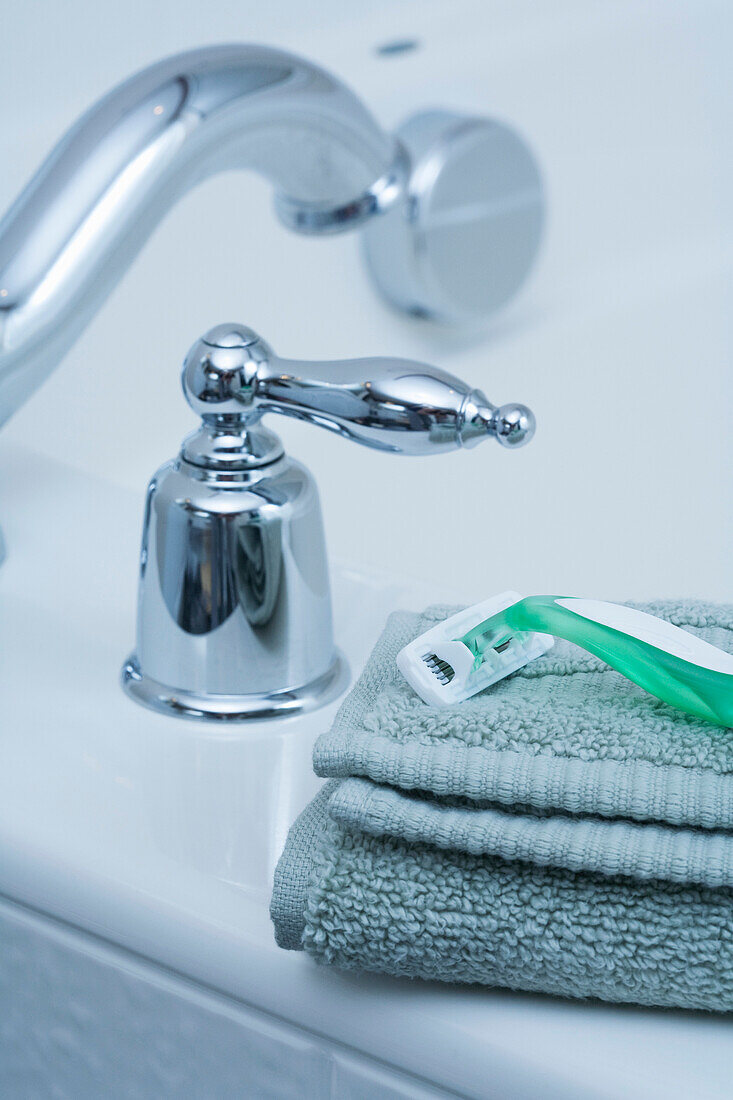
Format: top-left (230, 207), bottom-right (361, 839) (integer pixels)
top-left (363, 110), bottom-right (545, 326)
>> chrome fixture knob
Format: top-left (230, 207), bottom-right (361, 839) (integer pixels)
top-left (181, 324), bottom-right (272, 419)
top-left (363, 111), bottom-right (545, 325)
top-left (492, 404), bottom-right (536, 448)
top-left (122, 324), bottom-right (535, 723)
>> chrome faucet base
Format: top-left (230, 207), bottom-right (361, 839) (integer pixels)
top-left (121, 651), bottom-right (349, 723)
top-left (123, 323), bottom-right (535, 725)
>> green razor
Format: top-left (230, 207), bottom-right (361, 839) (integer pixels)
top-left (397, 593), bottom-right (733, 726)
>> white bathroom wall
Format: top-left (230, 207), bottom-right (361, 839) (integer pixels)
top-left (1, 0), bottom-right (730, 604)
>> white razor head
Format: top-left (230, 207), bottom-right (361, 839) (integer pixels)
top-left (396, 591), bottom-right (554, 707)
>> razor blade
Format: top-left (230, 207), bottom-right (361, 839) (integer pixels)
top-left (396, 591), bottom-right (554, 707)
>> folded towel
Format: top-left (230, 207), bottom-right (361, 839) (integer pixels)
top-left (271, 600), bottom-right (733, 1011)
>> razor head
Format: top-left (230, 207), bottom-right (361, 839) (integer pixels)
top-left (396, 591), bottom-right (554, 707)
top-left (422, 653), bottom-right (456, 685)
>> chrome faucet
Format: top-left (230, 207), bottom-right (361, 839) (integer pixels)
top-left (0, 44), bottom-right (544, 718)
top-left (0, 44), bottom-right (543, 426)
top-left (122, 323), bottom-right (535, 721)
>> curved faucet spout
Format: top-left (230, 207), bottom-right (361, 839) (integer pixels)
top-left (0, 45), bottom-right (403, 426)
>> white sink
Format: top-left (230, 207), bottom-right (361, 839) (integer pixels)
top-left (2, 443), bottom-right (733, 1100)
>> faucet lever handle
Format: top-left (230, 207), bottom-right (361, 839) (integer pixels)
top-left (182, 324), bottom-right (535, 456)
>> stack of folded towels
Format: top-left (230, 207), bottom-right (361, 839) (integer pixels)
top-left (271, 600), bottom-right (733, 1011)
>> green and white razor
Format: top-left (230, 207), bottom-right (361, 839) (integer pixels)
top-left (397, 593), bottom-right (733, 726)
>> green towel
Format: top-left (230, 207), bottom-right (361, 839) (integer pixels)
top-left (271, 600), bottom-right (733, 1010)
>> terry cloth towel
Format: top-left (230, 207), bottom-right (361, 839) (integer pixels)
top-left (271, 601), bottom-right (733, 1011)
